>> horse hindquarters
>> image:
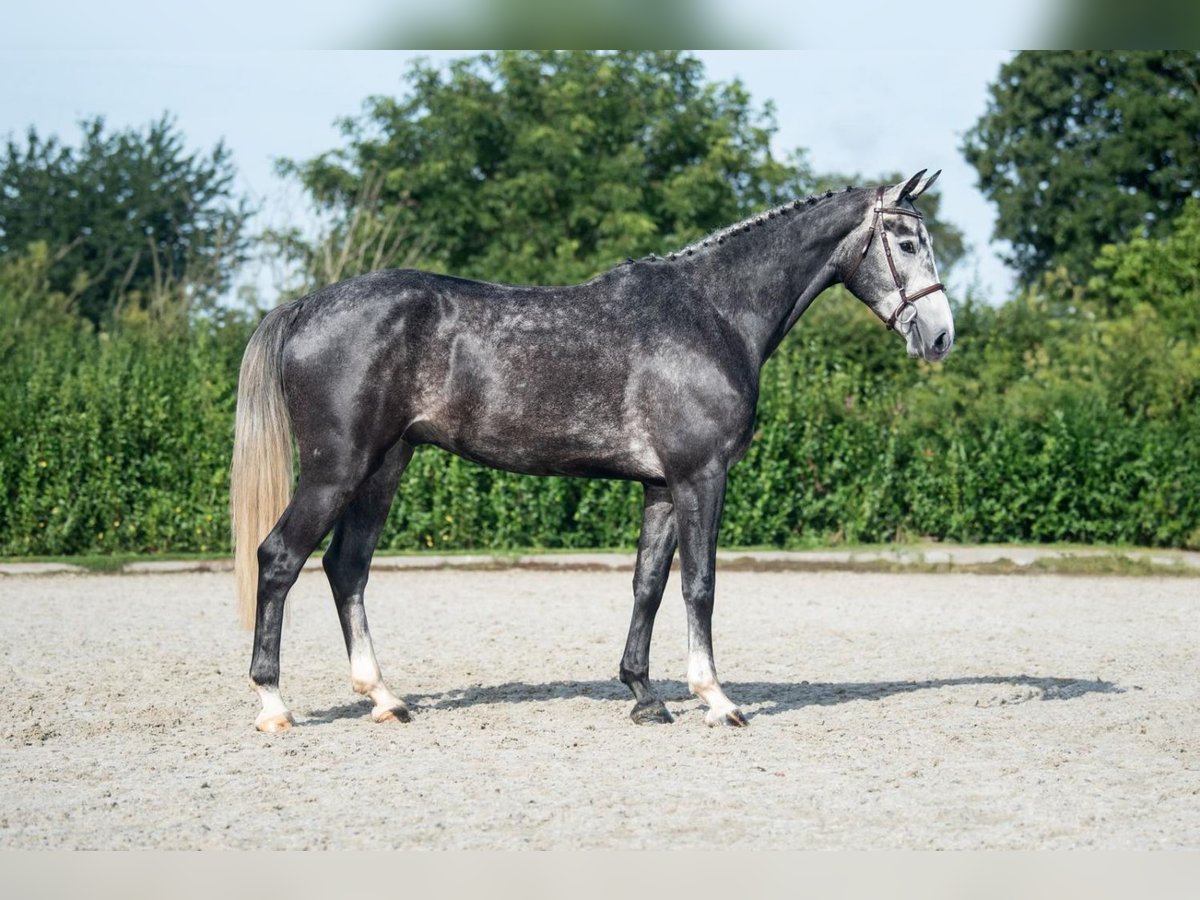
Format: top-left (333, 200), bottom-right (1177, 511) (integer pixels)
top-left (232, 301), bottom-right (406, 732)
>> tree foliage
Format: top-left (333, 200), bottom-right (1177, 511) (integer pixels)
top-left (282, 51), bottom-right (967, 290)
top-left (963, 51), bottom-right (1200, 285)
top-left (1091, 198), bottom-right (1200, 339)
top-left (282, 51), bottom-right (813, 286)
top-left (0, 115), bottom-right (252, 324)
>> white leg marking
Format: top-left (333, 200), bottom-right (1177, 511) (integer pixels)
top-left (252, 681), bottom-right (294, 732)
top-left (350, 648), bottom-right (383, 695)
top-left (350, 648), bottom-right (409, 723)
top-left (687, 649), bottom-right (746, 727)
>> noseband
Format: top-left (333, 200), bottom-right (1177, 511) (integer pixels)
top-left (845, 186), bottom-right (945, 331)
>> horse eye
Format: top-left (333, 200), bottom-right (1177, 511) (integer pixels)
top-left (899, 240), bottom-right (915, 254)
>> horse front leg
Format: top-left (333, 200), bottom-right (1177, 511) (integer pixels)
top-left (323, 441), bottom-right (414, 724)
top-left (619, 484), bottom-right (677, 724)
top-left (671, 466), bottom-right (747, 727)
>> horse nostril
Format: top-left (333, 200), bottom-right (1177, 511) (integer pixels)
top-left (933, 331), bottom-right (949, 354)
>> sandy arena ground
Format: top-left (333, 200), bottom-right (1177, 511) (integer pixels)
top-left (0, 567), bottom-right (1196, 849)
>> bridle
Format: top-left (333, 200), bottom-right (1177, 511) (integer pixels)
top-left (844, 186), bottom-right (945, 331)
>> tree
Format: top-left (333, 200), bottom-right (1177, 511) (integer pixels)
top-left (1091, 198), bottom-right (1200, 338)
top-left (281, 51), bottom-right (820, 287)
top-left (963, 51), bottom-right (1200, 285)
top-left (284, 51), bottom-right (966, 289)
top-left (0, 115), bottom-right (252, 324)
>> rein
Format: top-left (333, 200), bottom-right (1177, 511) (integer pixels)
top-left (845, 186), bottom-right (945, 331)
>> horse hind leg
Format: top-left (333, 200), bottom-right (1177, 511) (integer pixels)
top-left (323, 440), bottom-right (414, 724)
top-left (250, 460), bottom-right (370, 732)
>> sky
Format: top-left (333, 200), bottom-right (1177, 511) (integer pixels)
top-left (1, 48), bottom-right (1017, 303)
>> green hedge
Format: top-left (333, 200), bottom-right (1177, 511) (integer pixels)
top-left (2, 250), bottom-right (1197, 555)
top-left (1, 314), bottom-right (251, 556)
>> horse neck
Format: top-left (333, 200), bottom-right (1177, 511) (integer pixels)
top-left (685, 192), bottom-right (869, 366)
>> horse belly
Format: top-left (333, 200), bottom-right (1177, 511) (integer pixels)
top-left (408, 412), bottom-right (663, 481)
top-left (403, 324), bottom-right (666, 480)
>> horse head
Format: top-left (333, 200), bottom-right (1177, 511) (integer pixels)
top-left (841, 170), bottom-right (955, 362)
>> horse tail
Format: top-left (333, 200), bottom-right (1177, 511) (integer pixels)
top-left (230, 305), bottom-right (294, 630)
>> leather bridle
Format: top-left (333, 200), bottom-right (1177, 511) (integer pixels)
top-left (844, 186), bottom-right (945, 331)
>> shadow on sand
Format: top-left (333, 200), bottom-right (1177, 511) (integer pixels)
top-left (302, 674), bottom-right (1122, 724)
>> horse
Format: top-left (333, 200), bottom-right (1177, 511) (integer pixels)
top-left (230, 169), bottom-right (954, 732)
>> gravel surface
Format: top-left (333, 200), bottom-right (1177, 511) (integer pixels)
top-left (1, 568), bottom-right (1196, 849)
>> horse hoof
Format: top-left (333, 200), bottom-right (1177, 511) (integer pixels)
top-left (630, 699), bottom-right (673, 725)
top-left (372, 703), bottom-right (412, 724)
top-left (704, 707), bottom-right (748, 728)
top-left (255, 711), bottom-right (295, 733)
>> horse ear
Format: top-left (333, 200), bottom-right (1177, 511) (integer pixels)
top-left (910, 169), bottom-right (941, 200)
top-left (897, 169), bottom-right (926, 201)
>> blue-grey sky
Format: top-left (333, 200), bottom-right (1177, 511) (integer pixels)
top-left (1, 49), bottom-right (1016, 301)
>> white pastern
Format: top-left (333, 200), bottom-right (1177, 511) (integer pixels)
top-left (687, 649), bottom-right (745, 727)
top-left (252, 681), bottom-right (294, 732)
top-left (350, 649), bottom-right (409, 722)
top-left (350, 648), bottom-right (383, 695)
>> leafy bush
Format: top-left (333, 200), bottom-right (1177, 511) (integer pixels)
top-left (0, 246), bottom-right (253, 555)
top-left (1, 235), bottom-right (1197, 556)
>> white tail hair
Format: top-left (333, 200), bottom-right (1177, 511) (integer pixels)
top-left (229, 307), bottom-right (294, 630)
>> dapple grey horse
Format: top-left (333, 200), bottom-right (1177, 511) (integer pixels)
top-left (230, 170), bottom-right (954, 732)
